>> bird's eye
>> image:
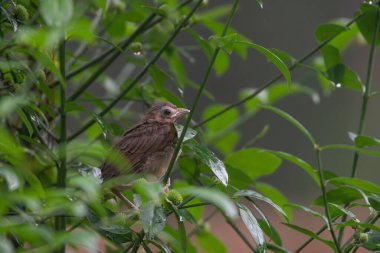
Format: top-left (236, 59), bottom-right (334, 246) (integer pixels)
top-left (163, 109), bottom-right (172, 116)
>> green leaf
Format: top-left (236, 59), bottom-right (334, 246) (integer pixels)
top-left (328, 19), bottom-right (359, 51)
top-left (315, 23), bottom-right (347, 43)
top-left (190, 143), bottom-right (228, 186)
top-left (256, 0), bottom-right (264, 9)
top-left (94, 0), bottom-right (107, 13)
top-left (0, 96), bottom-right (27, 118)
top-left (328, 203), bottom-right (359, 223)
top-left (270, 151), bottom-right (319, 186)
top-left (234, 190), bottom-right (288, 221)
top-left (257, 219), bottom-right (282, 246)
top-left (357, 4), bottom-right (380, 46)
top-left (313, 187), bottom-right (362, 206)
top-left (238, 203), bottom-right (266, 252)
top-left (41, 0), bottom-right (73, 27)
top-left (0, 166), bottom-right (21, 191)
top-left (321, 144), bottom-right (380, 157)
top-left (197, 231), bottom-right (227, 253)
top-left (178, 187), bottom-right (237, 219)
top-left (321, 45), bottom-right (362, 91)
top-left (225, 148), bottom-right (282, 180)
top-left (256, 182), bottom-right (292, 221)
top-left (269, 49), bottom-right (295, 65)
top-left (67, 18), bottom-right (95, 43)
top-left (214, 50), bottom-right (230, 76)
top-left (259, 105), bottom-right (316, 145)
top-left (327, 177), bottom-right (380, 195)
top-left (236, 41), bottom-right (291, 86)
top-left (209, 33), bottom-right (237, 54)
top-left (140, 201), bottom-right (167, 240)
top-left (202, 104), bottom-right (239, 134)
top-left (348, 132), bottom-right (380, 148)
top-left (282, 223), bottom-right (336, 250)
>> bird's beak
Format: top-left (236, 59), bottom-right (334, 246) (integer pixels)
top-left (172, 108), bottom-right (190, 119)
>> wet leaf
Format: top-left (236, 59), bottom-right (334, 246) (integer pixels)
top-left (141, 201), bottom-right (167, 240)
top-left (190, 143), bottom-right (228, 186)
top-left (175, 124), bottom-right (197, 142)
top-left (234, 189), bottom-right (288, 221)
top-left (238, 203), bottom-right (266, 252)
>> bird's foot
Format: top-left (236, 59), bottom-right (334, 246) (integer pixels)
top-left (112, 189), bottom-right (139, 211)
top-left (163, 178), bottom-right (171, 195)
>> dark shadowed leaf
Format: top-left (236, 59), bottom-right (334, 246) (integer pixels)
top-left (356, 3), bottom-right (380, 46)
top-left (368, 195), bottom-right (380, 211)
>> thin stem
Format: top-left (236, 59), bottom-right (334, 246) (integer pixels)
top-left (48, 0), bottom-right (193, 89)
top-left (67, 13), bottom-right (156, 101)
top-left (339, 9), bottom-right (380, 244)
top-left (350, 10), bottom-right (379, 178)
top-left (67, 0), bottom-right (204, 141)
top-left (55, 41), bottom-right (67, 253)
top-left (163, 0), bottom-right (240, 182)
top-left (227, 219), bottom-right (258, 253)
top-left (294, 215), bottom-right (341, 253)
top-left (315, 147), bottom-right (341, 253)
top-left (194, 14), bottom-right (362, 129)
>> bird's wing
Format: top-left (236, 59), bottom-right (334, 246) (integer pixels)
top-left (101, 121), bottom-right (176, 179)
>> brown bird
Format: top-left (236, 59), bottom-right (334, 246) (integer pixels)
top-left (101, 101), bottom-right (190, 209)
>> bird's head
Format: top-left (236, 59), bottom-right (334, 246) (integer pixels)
top-left (143, 102), bottom-right (190, 124)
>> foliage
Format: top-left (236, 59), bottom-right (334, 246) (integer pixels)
top-left (0, 0), bottom-right (379, 252)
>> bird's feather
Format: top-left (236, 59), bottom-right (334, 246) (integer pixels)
top-left (101, 121), bottom-right (176, 180)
